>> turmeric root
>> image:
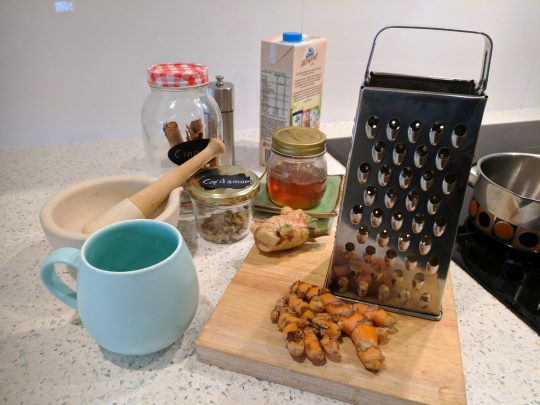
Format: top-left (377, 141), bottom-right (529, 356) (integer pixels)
top-left (312, 313), bottom-right (342, 356)
top-left (354, 303), bottom-right (397, 328)
top-left (275, 307), bottom-right (308, 357)
top-left (251, 207), bottom-right (329, 252)
top-left (280, 280), bottom-right (399, 373)
top-left (303, 326), bottom-right (325, 362)
top-left (287, 294), bottom-right (315, 320)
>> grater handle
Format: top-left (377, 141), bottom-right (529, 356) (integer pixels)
top-left (364, 26), bottom-right (493, 94)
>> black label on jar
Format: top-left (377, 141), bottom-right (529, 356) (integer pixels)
top-left (168, 139), bottom-right (210, 166)
top-left (200, 173), bottom-right (252, 190)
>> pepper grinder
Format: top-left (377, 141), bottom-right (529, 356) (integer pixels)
top-left (208, 75), bottom-right (235, 165)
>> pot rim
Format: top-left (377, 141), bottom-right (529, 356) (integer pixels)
top-left (476, 152), bottom-right (540, 204)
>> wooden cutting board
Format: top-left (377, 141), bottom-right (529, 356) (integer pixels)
top-left (196, 234), bottom-right (466, 404)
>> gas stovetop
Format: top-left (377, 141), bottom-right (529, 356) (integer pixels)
top-left (453, 219), bottom-right (539, 333)
top-left (327, 120), bottom-right (540, 333)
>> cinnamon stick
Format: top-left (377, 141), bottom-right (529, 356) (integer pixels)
top-left (163, 121), bottom-right (183, 147)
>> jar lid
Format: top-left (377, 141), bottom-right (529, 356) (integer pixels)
top-left (186, 166), bottom-right (260, 206)
top-left (147, 63), bottom-right (208, 88)
top-left (271, 127), bottom-right (326, 157)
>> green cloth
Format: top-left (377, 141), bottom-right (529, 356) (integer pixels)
top-left (254, 174), bottom-right (343, 218)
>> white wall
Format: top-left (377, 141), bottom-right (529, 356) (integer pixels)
top-left (1, 0), bottom-right (539, 148)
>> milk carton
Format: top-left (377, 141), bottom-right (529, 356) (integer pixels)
top-left (260, 32), bottom-right (327, 164)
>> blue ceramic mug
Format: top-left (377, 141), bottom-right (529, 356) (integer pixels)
top-left (39, 219), bottom-right (198, 355)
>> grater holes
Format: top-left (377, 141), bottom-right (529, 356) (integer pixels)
top-left (433, 216), bottom-right (447, 237)
top-left (391, 269), bottom-right (404, 286)
top-left (351, 258), bottom-right (363, 272)
top-left (414, 145), bottom-right (429, 168)
top-left (378, 284), bottom-right (390, 301)
top-left (419, 235), bottom-right (433, 255)
top-left (385, 249), bottom-right (397, 267)
top-left (412, 213), bottom-right (425, 234)
top-left (398, 232), bottom-right (411, 251)
top-left (377, 229), bottom-right (390, 247)
top-left (393, 143), bottom-right (407, 166)
top-left (405, 253), bottom-right (418, 271)
top-left (344, 245), bottom-right (355, 260)
top-left (357, 280), bottom-right (369, 297)
top-left (413, 272), bottom-right (425, 289)
top-left (436, 147), bottom-right (450, 170)
top-left (399, 288), bottom-right (411, 303)
top-left (427, 194), bottom-right (441, 215)
top-left (364, 245), bottom-right (376, 263)
top-left (399, 167), bottom-right (413, 189)
top-left (385, 188), bottom-right (398, 209)
top-left (372, 141), bottom-right (385, 163)
top-left (387, 118), bottom-right (400, 141)
top-left (357, 163), bottom-right (371, 184)
top-left (337, 277), bottom-right (349, 293)
top-left (442, 173), bottom-right (457, 195)
top-left (364, 186), bottom-right (377, 206)
top-left (365, 116), bottom-right (379, 139)
top-left (371, 208), bottom-right (384, 227)
top-left (406, 190), bottom-right (420, 212)
top-left (350, 204), bottom-right (363, 224)
top-left (391, 211), bottom-right (404, 230)
top-left (408, 120), bottom-right (422, 143)
top-left (426, 256), bottom-right (440, 275)
top-left (429, 122), bottom-right (444, 145)
top-left (420, 292), bottom-right (432, 307)
top-left (370, 264), bottom-right (383, 281)
top-left (378, 164), bottom-right (392, 187)
top-left (357, 225), bottom-right (369, 243)
top-left (452, 124), bottom-right (467, 148)
top-left (421, 170), bottom-right (435, 191)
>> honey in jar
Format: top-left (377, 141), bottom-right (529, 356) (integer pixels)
top-left (266, 127), bottom-right (327, 209)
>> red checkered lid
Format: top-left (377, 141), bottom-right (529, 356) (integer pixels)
top-left (147, 63), bottom-right (208, 88)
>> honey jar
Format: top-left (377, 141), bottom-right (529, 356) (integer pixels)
top-left (266, 127), bottom-right (327, 209)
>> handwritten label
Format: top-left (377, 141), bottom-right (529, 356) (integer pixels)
top-left (168, 139), bottom-right (209, 166)
top-left (199, 173), bottom-right (252, 190)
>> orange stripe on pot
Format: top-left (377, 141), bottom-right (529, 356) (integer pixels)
top-left (493, 220), bottom-right (514, 241)
top-left (469, 199), bottom-right (478, 218)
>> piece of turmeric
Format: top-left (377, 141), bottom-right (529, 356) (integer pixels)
top-left (251, 207), bottom-right (329, 252)
top-left (282, 280), bottom-right (398, 373)
top-left (303, 326), bottom-right (325, 362)
top-left (276, 307), bottom-right (308, 357)
top-left (312, 313), bottom-right (342, 356)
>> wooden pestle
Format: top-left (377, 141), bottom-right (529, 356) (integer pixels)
top-left (82, 138), bottom-right (226, 234)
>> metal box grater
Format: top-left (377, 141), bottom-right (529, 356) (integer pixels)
top-left (325, 26), bottom-right (493, 319)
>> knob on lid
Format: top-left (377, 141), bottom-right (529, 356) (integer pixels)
top-left (207, 75), bottom-right (234, 112)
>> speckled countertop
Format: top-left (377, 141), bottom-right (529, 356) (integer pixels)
top-left (1, 122), bottom-right (538, 404)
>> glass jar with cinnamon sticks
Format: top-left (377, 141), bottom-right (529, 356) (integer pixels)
top-left (141, 63), bottom-right (224, 211)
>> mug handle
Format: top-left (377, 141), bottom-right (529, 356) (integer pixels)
top-left (39, 248), bottom-right (81, 310)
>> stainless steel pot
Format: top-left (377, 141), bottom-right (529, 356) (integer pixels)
top-left (468, 152), bottom-right (540, 253)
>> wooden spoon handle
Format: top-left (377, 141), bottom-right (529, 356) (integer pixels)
top-left (130, 138), bottom-right (226, 217)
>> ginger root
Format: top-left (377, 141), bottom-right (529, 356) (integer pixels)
top-left (251, 207), bottom-right (329, 252)
top-left (271, 280), bottom-right (398, 373)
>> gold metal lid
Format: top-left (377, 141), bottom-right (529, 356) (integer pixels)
top-left (271, 127), bottom-right (326, 157)
top-left (186, 166), bottom-right (260, 206)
